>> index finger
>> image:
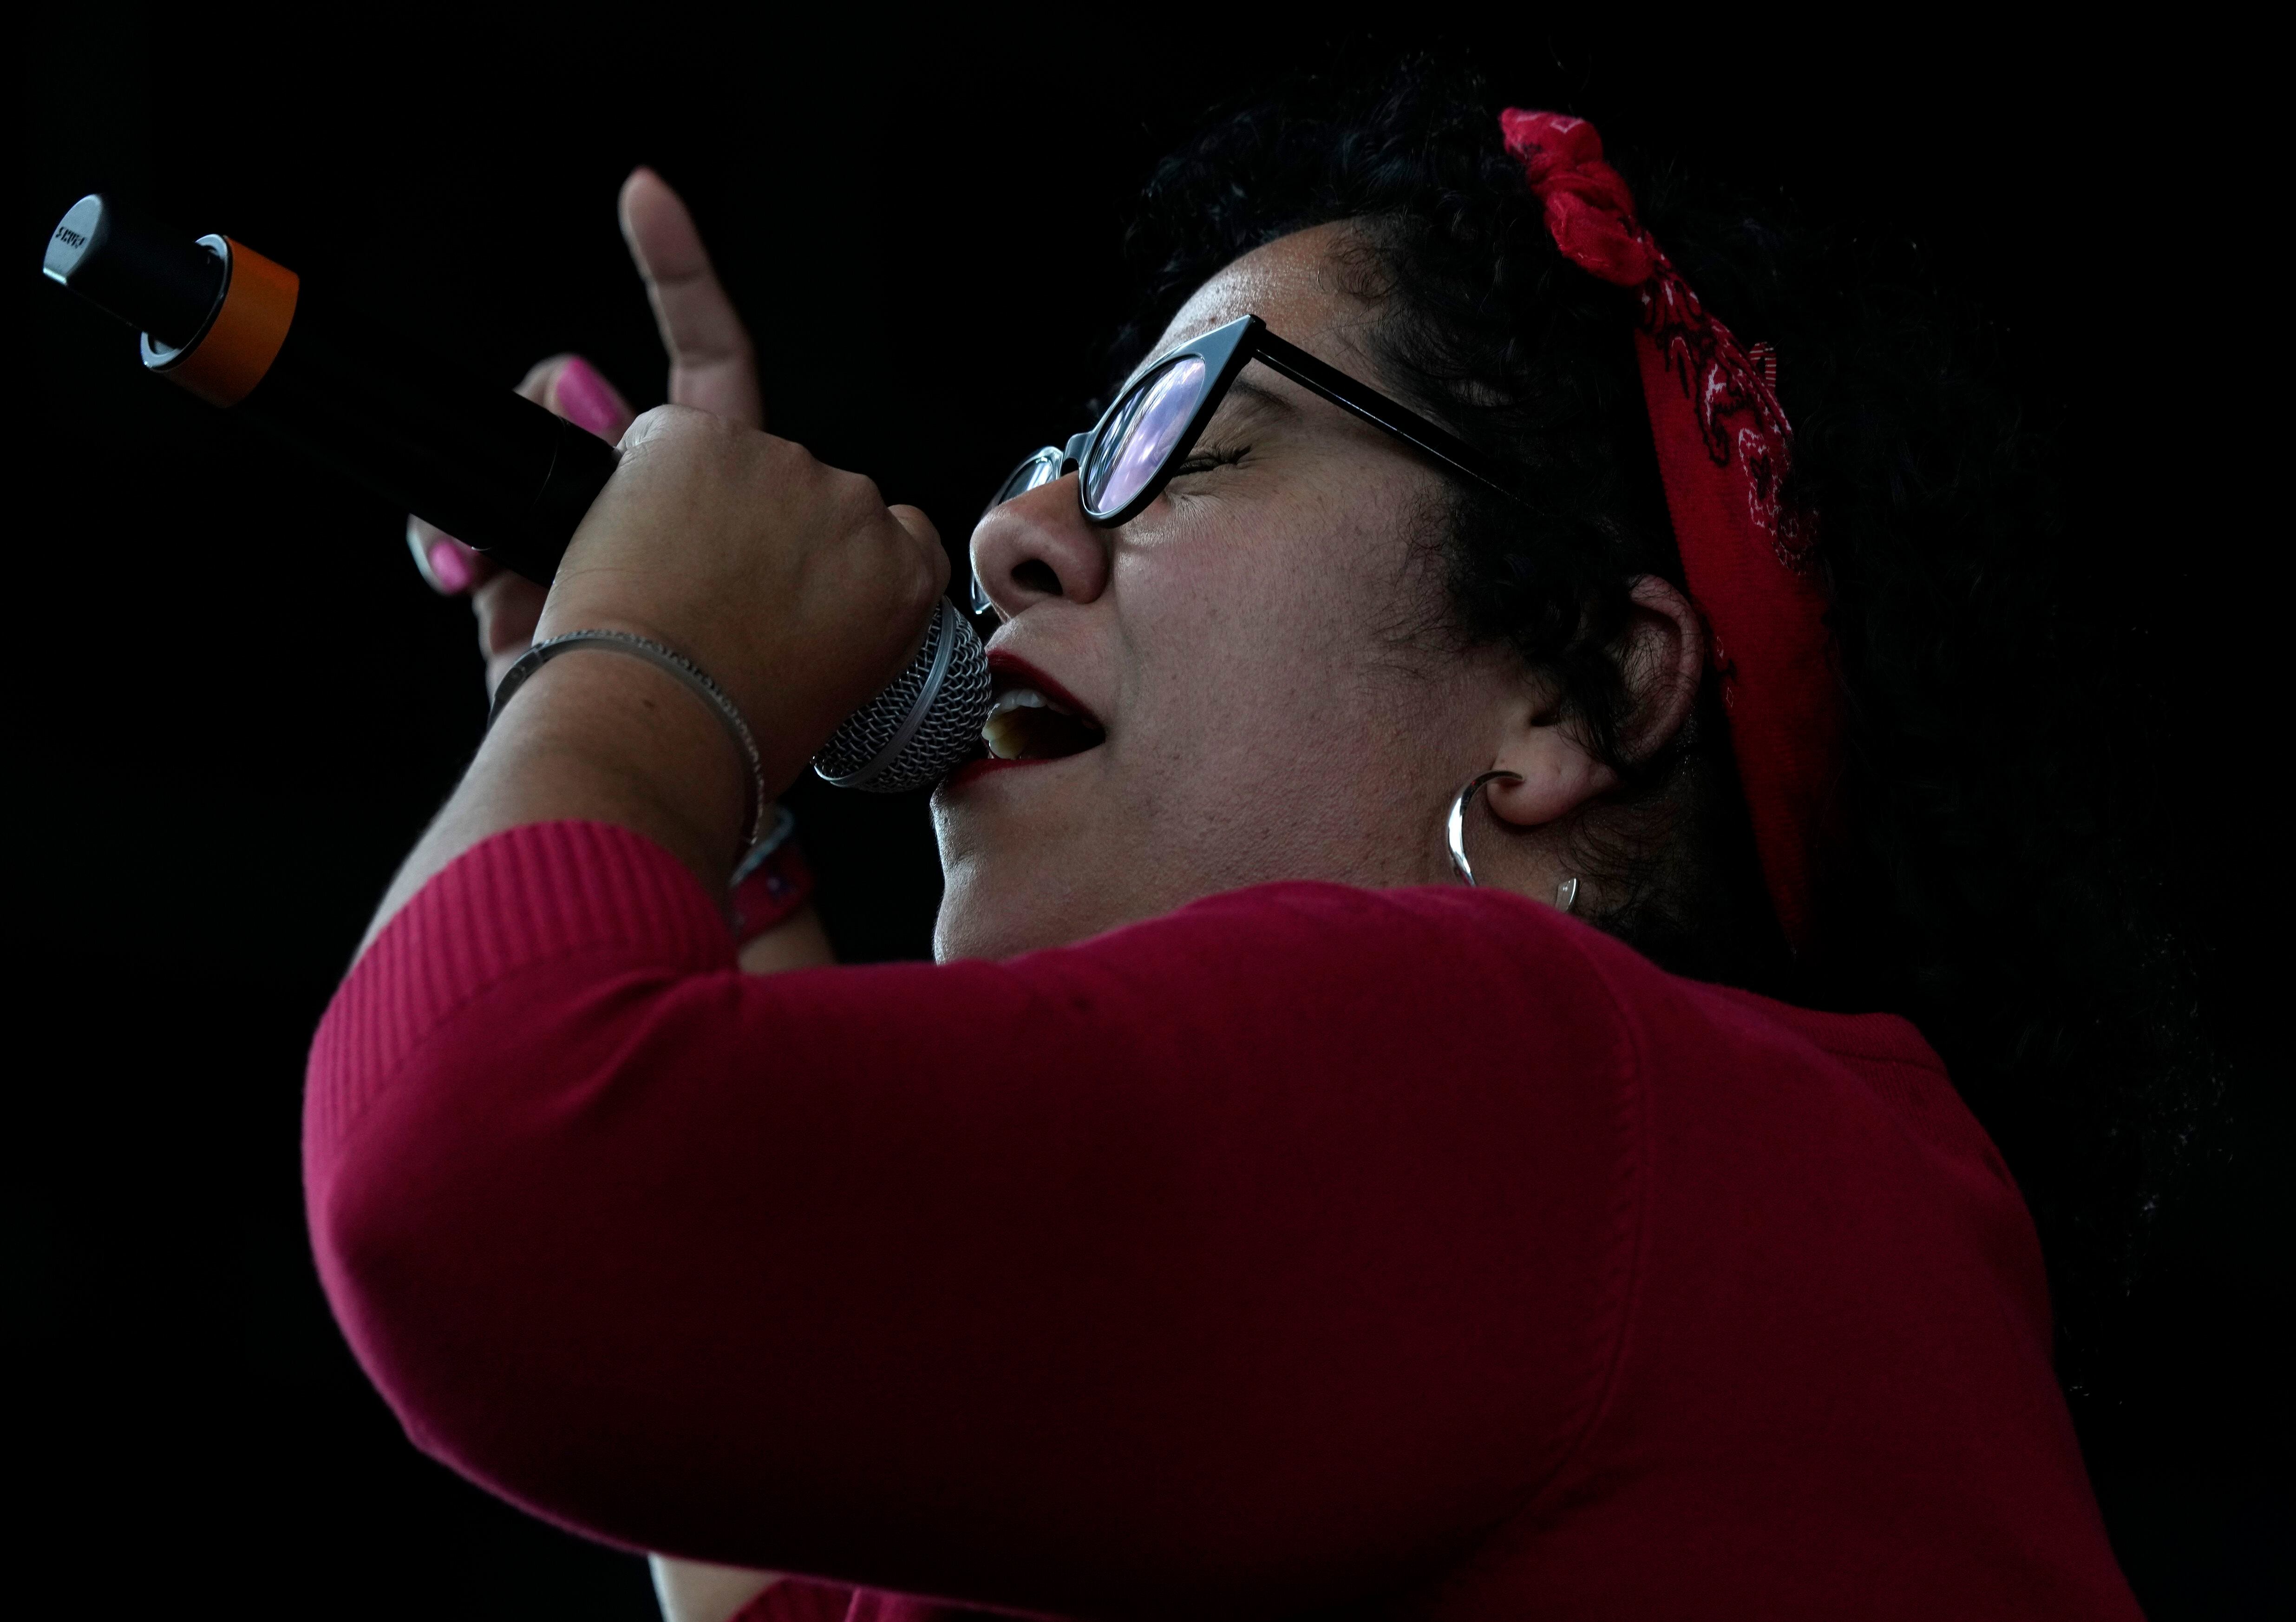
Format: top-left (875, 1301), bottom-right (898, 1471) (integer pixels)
top-left (619, 167), bottom-right (766, 430)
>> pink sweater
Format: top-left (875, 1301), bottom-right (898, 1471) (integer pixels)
top-left (305, 821), bottom-right (2136, 1619)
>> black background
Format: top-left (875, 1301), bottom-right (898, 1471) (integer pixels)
top-left (17, 11), bottom-right (2284, 1618)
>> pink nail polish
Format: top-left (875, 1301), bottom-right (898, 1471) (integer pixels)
top-left (425, 537), bottom-right (473, 594)
top-left (554, 355), bottom-right (627, 440)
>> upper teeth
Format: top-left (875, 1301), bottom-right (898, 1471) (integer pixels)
top-left (987, 688), bottom-right (1070, 722)
top-left (981, 686), bottom-right (1081, 760)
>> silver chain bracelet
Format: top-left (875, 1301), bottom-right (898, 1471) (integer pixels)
top-left (487, 630), bottom-right (766, 852)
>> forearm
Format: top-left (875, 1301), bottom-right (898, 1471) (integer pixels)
top-left (739, 905), bottom-right (834, 973)
top-left (365, 648), bottom-right (752, 955)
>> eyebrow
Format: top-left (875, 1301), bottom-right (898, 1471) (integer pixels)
top-left (1211, 374), bottom-right (1299, 425)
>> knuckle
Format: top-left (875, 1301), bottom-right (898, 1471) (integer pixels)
top-left (622, 403), bottom-right (716, 467)
top-left (624, 403), bottom-right (681, 440)
top-left (828, 467), bottom-right (883, 512)
top-left (761, 430), bottom-right (812, 464)
top-left (904, 547), bottom-right (945, 611)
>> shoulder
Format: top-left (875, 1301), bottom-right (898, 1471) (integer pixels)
top-left (1131, 877), bottom-right (1627, 978)
top-left (1136, 879), bottom-right (1897, 1063)
top-left (1136, 880), bottom-right (1986, 1181)
top-left (1035, 879), bottom-right (1644, 1057)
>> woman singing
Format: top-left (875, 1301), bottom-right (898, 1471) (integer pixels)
top-left (321, 66), bottom-right (2170, 1620)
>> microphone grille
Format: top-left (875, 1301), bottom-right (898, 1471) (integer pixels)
top-left (812, 600), bottom-right (991, 793)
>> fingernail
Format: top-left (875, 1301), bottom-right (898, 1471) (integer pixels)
top-left (425, 537), bottom-right (473, 594)
top-left (434, 538), bottom-right (480, 592)
top-left (554, 355), bottom-right (628, 440)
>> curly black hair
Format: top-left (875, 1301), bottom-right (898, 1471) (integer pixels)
top-left (1112, 58), bottom-right (2215, 1397)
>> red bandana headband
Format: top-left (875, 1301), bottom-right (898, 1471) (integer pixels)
top-left (1500, 109), bottom-right (1842, 950)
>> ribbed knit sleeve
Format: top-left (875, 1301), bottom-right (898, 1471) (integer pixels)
top-left (306, 820), bottom-right (735, 1165)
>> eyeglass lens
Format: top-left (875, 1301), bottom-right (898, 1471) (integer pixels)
top-left (1081, 355), bottom-right (1207, 518)
top-left (973, 449), bottom-right (1062, 612)
top-left (993, 447), bottom-right (1063, 509)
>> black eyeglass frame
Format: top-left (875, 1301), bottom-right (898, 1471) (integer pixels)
top-left (973, 313), bottom-right (1526, 613)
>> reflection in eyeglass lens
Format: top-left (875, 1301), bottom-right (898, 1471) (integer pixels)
top-left (1083, 356), bottom-right (1206, 517)
top-left (989, 447), bottom-right (1062, 513)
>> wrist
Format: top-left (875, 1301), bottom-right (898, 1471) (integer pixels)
top-left (526, 601), bottom-right (830, 791)
top-left (730, 807), bottom-right (815, 943)
top-left (483, 650), bottom-right (752, 888)
top-left (361, 644), bottom-right (748, 955)
top-left (491, 624), bottom-right (780, 847)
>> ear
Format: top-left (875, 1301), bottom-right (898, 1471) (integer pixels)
top-left (1483, 575), bottom-right (1706, 828)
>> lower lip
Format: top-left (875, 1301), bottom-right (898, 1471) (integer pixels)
top-left (942, 749), bottom-right (1101, 793)
top-left (942, 756), bottom-right (1049, 792)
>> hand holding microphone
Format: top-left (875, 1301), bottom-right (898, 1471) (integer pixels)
top-left (545, 401), bottom-right (949, 788)
top-left (543, 173), bottom-right (948, 767)
top-left (426, 169), bottom-right (824, 701)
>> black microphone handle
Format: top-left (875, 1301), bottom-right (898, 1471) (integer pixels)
top-left (44, 192), bottom-right (614, 581)
top-left (247, 286), bottom-right (618, 583)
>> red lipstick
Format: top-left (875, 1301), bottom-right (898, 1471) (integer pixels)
top-left (984, 650), bottom-right (1102, 728)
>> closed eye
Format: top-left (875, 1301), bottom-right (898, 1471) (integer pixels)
top-left (1170, 442), bottom-right (1251, 479)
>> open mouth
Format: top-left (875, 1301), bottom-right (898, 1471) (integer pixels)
top-left (978, 655), bottom-right (1106, 763)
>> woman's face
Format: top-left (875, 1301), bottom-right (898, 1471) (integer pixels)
top-left (933, 223), bottom-right (1531, 961)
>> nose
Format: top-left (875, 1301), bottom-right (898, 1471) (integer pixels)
top-left (969, 474), bottom-right (1111, 618)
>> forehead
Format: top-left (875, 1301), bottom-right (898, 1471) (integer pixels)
top-left (1141, 220), bottom-right (1378, 379)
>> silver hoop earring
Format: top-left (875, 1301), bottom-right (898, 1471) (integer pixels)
top-left (1446, 770), bottom-right (1523, 887)
top-left (1555, 875), bottom-right (1580, 914)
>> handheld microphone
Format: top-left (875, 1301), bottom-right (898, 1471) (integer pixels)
top-left (42, 193), bottom-right (988, 795)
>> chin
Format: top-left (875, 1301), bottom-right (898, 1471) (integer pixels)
top-left (931, 779), bottom-right (1098, 961)
top-left (932, 859), bottom-right (1090, 963)
top-left (931, 804), bottom-right (1157, 961)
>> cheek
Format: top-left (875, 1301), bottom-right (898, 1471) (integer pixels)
top-left (1113, 494), bottom-right (1435, 786)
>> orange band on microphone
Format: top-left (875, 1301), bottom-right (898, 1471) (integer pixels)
top-left (159, 238), bottom-right (300, 407)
